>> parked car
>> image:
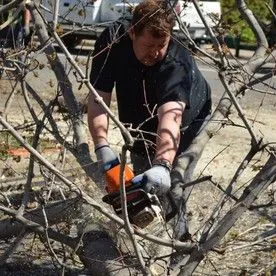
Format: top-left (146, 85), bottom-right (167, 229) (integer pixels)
top-left (40, 0), bottom-right (221, 47)
top-left (178, 0), bottom-right (221, 44)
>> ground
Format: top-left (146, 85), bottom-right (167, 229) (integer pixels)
top-left (0, 48), bottom-right (275, 275)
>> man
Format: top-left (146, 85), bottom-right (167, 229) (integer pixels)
top-left (88, 0), bottom-right (211, 200)
top-left (0, 1), bottom-right (31, 48)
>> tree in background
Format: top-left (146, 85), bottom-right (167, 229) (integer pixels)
top-left (221, 0), bottom-right (273, 43)
top-left (268, 0), bottom-right (276, 46)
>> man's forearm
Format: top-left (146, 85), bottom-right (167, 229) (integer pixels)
top-left (24, 8), bottom-right (31, 26)
top-left (155, 117), bottom-right (180, 164)
top-left (154, 101), bottom-right (185, 165)
top-left (87, 90), bottom-right (111, 146)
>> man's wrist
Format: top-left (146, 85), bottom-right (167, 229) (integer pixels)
top-left (152, 159), bottom-right (172, 172)
top-left (94, 142), bottom-right (109, 152)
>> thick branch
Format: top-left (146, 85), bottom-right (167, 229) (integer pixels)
top-left (28, 2), bottom-right (95, 177)
top-left (178, 151), bottom-right (276, 275)
top-left (0, 198), bottom-right (81, 242)
top-left (237, 0), bottom-right (268, 59)
top-left (0, 115), bottom-right (194, 252)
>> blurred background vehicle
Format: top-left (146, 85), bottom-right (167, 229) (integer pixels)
top-left (39, 0), bottom-right (221, 48)
top-left (177, 0), bottom-right (221, 44)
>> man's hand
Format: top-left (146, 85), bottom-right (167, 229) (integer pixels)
top-left (95, 144), bottom-right (119, 171)
top-left (23, 25), bottom-right (30, 37)
top-left (132, 165), bottom-right (171, 195)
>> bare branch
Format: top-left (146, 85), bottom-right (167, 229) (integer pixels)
top-left (237, 0), bottom-right (268, 58)
top-left (179, 152), bottom-right (276, 275)
top-left (119, 145), bottom-right (149, 274)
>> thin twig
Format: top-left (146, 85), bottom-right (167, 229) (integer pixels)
top-left (119, 145), bottom-right (149, 275)
top-left (51, 32), bottom-right (134, 146)
top-left (191, 0), bottom-right (227, 67)
top-left (0, 115), bottom-right (194, 252)
top-left (219, 71), bottom-right (261, 147)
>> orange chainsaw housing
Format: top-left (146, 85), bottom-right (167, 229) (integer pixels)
top-left (105, 164), bottom-right (134, 193)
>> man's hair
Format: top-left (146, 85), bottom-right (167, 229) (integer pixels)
top-left (131, 0), bottom-right (175, 38)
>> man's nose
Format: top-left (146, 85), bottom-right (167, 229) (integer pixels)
top-left (150, 48), bottom-right (160, 58)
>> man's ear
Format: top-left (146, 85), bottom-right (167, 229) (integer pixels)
top-left (128, 28), bottom-right (134, 40)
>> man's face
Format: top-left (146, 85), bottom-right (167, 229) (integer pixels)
top-left (129, 29), bottom-right (170, 66)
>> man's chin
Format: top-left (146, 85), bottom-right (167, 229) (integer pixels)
top-left (142, 60), bottom-right (157, 66)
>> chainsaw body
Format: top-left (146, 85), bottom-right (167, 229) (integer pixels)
top-left (102, 165), bottom-right (163, 228)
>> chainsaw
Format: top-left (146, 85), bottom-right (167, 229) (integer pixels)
top-left (101, 162), bottom-right (165, 228)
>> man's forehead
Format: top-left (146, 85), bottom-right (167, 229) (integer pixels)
top-left (140, 29), bottom-right (170, 42)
